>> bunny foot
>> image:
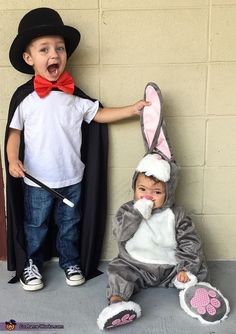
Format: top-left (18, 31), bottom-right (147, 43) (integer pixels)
top-left (97, 301), bottom-right (141, 330)
top-left (179, 282), bottom-right (230, 324)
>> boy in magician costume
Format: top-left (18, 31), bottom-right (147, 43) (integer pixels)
top-left (97, 83), bottom-right (230, 329)
top-left (4, 7), bottom-right (149, 291)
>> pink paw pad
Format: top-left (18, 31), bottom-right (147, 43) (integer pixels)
top-left (190, 287), bottom-right (221, 316)
top-left (111, 313), bottom-right (136, 327)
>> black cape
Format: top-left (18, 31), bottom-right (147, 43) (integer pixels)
top-left (4, 78), bottom-right (108, 282)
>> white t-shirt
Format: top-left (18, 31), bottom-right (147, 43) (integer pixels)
top-left (10, 91), bottom-right (99, 188)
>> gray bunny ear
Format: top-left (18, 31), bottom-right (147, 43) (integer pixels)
top-left (141, 82), bottom-right (173, 161)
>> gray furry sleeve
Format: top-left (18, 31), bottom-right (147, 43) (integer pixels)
top-left (174, 207), bottom-right (205, 275)
top-left (113, 201), bottom-right (143, 242)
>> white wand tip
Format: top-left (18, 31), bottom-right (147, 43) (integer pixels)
top-left (63, 198), bottom-right (75, 208)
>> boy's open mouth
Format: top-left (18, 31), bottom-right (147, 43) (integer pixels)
top-left (47, 64), bottom-right (59, 74)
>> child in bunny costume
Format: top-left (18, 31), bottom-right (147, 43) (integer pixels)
top-left (97, 83), bottom-right (230, 330)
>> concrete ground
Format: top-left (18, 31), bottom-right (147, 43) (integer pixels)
top-left (0, 261), bottom-right (235, 334)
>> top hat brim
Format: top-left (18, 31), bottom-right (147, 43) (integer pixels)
top-left (9, 25), bottom-right (80, 74)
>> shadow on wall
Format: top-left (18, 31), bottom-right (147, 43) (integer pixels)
top-left (0, 151), bottom-right (7, 260)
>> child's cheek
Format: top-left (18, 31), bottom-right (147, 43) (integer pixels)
top-left (134, 191), bottom-right (140, 201)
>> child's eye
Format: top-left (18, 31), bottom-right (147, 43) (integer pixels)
top-left (138, 187), bottom-right (146, 192)
top-left (57, 46), bottom-right (65, 52)
top-left (155, 191), bottom-right (162, 195)
top-left (40, 48), bottom-right (48, 53)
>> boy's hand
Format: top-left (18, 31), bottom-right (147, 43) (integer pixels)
top-left (9, 159), bottom-right (26, 178)
top-left (177, 271), bottom-right (190, 283)
top-left (132, 100), bottom-right (151, 115)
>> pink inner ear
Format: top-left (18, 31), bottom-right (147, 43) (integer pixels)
top-left (143, 85), bottom-right (161, 148)
top-left (158, 128), bottom-right (171, 159)
top-left (143, 85), bottom-right (171, 159)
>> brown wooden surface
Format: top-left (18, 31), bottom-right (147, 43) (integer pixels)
top-left (0, 152), bottom-right (7, 260)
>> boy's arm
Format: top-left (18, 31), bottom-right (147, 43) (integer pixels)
top-left (93, 100), bottom-right (150, 123)
top-left (7, 128), bottom-right (25, 178)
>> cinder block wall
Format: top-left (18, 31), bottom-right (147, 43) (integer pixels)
top-left (0, 1), bottom-right (236, 261)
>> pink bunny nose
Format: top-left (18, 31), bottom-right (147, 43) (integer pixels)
top-left (143, 195), bottom-right (153, 200)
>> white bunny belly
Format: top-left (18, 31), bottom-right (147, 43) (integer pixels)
top-left (125, 208), bottom-right (177, 265)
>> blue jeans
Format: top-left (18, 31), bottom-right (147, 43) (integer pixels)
top-left (23, 182), bottom-right (81, 270)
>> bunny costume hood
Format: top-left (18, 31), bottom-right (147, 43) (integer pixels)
top-left (132, 83), bottom-right (178, 211)
top-left (133, 154), bottom-right (178, 211)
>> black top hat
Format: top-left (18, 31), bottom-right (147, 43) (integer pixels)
top-left (9, 7), bottom-right (81, 74)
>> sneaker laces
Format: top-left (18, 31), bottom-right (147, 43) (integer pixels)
top-left (66, 265), bottom-right (82, 275)
top-left (24, 259), bottom-right (42, 280)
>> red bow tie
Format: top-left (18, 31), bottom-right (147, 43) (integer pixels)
top-left (34, 72), bottom-right (74, 98)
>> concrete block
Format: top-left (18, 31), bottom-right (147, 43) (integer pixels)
top-left (166, 117), bottom-right (206, 166)
top-left (101, 9), bottom-right (208, 64)
top-left (206, 118), bottom-right (236, 166)
top-left (0, 0), bottom-right (99, 9)
top-left (207, 64), bottom-right (236, 116)
top-left (102, 0), bottom-right (208, 9)
top-left (107, 167), bottom-right (134, 214)
top-left (204, 167), bottom-right (236, 214)
top-left (69, 66), bottom-right (100, 99)
top-left (108, 121), bottom-right (144, 168)
top-left (201, 215), bottom-right (236, 260)
top-left (211, 6), bottom-right (236, 61)
top-left (212, 0), bottom-right (236, 4)
top-left (175, 167), bottom-right (204, 214)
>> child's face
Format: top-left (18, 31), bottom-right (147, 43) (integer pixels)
top-left (23, 35), bottom-right (67, 81)
top-left (134, 173), bottom-right (166, 209)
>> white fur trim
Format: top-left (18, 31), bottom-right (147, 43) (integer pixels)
top-left (136, 154), bottom-right (170, 182)
top-left (134, 198), bottom-right (153, 220)
top-left (97, 301), bottom-right (141, 330)
top-left (173, 272), bottom-right (198, 290)
top-left (179, 282), bottom-right (230, 325)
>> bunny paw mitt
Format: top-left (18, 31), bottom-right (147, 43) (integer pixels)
top-left (97, 301), bottom-right (141, 330)
top-left (134, 198), bottom-right (154, 220)
top-left (179, 282), bottom-right (230, 324)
